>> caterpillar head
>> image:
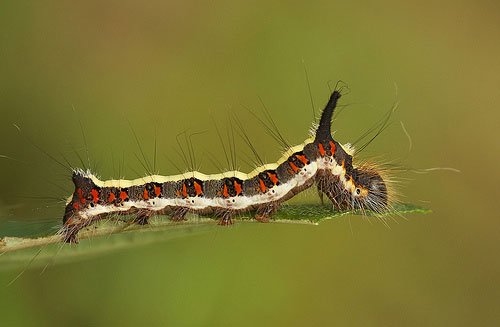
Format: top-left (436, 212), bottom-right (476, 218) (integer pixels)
top-left (350, 167), bottom-right (389, 213)
top-left (315, 163), bottom-right (390, 213)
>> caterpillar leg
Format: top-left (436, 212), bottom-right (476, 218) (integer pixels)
top-left (133, 211), bottom-right (152, 225)
top-left (170, 207), bottom-right (189, 222)
top-left (217, 210), bottom-right (235, 226)
top-left (317, 189), bottom-right (325, 205)
top-left (316, 169), bottom-right (350, 210)
top-left (61, 215), bottom-right (90, 244)
top-left (61, 226), bottom-right (80, 244)
top-left (255, 202), bottom-right (281, 223)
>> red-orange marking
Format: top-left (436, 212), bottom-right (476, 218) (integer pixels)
top-left (267, 172), bottom-right (279, 185)
top-left (181, 183), bottom-right (188, 198)
top-left (73, 202), bottom-right (80, 210)
top-left (222, 184), bottom-right (229, 198)
top-left (194, 181), bottom-right (203, 196)
top-left (143, 188), bottom-right (149, 200)
top-left (154, 186), bottom-right (161, 197)
top-left (259, 179), bottom-right (267, 193)
top-left (296, 154), bottom-right (309, 165)
top-left (108, 192), bottom-right (116, 202)
top-left (329, 141), bottom-right (336, 155)
top-left (119, 191), bottom-right (128, 201)
top-left (288, 161), bottom-right (300, 173)
top-left (90, 189), bottom-right (99, 203)
top-left (318, 143), bottom-right (326, 157)
top-left (234, 180), bottom-right (242, 195)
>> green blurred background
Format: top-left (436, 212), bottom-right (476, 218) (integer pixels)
top-left (1, 0), bottom-right (499, 326)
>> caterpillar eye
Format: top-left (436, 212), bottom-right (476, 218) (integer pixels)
top-left (191, 200), bottom-right (195, 203)
top-left (232, 199), bottom-right (235, 203)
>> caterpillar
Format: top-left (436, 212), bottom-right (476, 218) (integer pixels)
top-left (61, 89), bottom-right (391, 243)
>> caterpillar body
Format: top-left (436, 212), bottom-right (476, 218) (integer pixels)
top-left (62, 90), bottom-right (390, 243)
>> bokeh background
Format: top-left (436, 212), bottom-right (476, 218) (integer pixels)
top-left (1, 0), bottom-right (499, 326)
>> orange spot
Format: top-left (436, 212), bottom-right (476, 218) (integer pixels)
top-left (73, 202), bottom-right (80, 210)
top-left (108, 192), bottom-right (116, 202)
top-left (194, 181), bottom-right (203, 196)
top-left (267, 172), bottom-right (279, 185)
top-left (288, 161), bottom-right (300, 173)
top-left (296, 154), bottom-right (309, 165)
top-left (318, 143), bottom-right (326, 157)
top-left (259, 179), bottom-right (267, 193)
top-left (222, 184), bottom-right (229, 198)
top-left (154, 186), bottom-right (161, 197)
top-left (181, 183), bottom-right (188, 198)
top-left (234, 180), bottom-right (242, 195)
top-left (329, 141), bottom-right (336, 155)
top-left (119, 191), bottom-right (128, 201)
top-left (90, 189), bottom-right (99, 203)
top-left (143, 188), bottom-right (149, 200)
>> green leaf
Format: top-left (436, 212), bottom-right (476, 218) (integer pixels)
top-left (0, 203), bottom-right (429, 271)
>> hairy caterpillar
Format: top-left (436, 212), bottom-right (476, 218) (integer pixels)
top-left (61, 89), bottom-right (392, 243)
